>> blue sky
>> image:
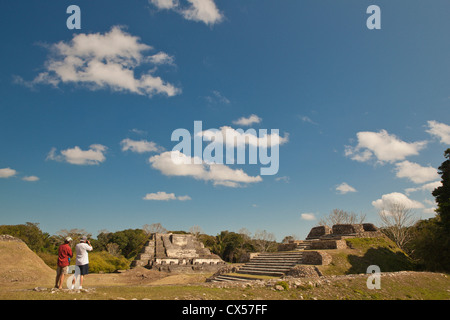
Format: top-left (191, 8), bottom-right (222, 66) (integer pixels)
top-left (1, 0), bottom-right (449, 241)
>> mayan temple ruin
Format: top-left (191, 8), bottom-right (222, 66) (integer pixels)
top-left (209, 223), bottom-right (384, 282)
top-left (131, 233), bottom-right (226, 272)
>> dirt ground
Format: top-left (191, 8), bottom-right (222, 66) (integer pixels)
top-left (84, 267), bottom-right (211, 287)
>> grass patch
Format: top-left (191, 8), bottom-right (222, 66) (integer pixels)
top-left (317, 237), bottom-right (415, 276)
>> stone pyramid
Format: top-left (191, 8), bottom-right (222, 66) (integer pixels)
top-left (131, 233), bottom-right (225, 273)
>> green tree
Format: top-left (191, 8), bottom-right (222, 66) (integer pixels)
top-left (432, 148), bottom-right (450, 232)
top-left (0, 222), bottom-right (47, 252)
top-left (108, 229), bottom-right (148, 259)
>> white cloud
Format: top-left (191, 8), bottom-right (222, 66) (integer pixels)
top-left (336, 182), bottom-right (357, 194)
top-left (181, 0), bottom-right (224, 25)
top-left (422, 207), bottom-right (437, 214)
top-left (301, 213), bottom-right (316, 221)
top-left (150, 0), bottom-right (179, 10)
top-left (232, 114), bottom-right (262, 127)
top-left (143, 191), bottom-right (191, 201)
top-left (345, 130), bottom-right (427, 164)
top-left (426, 120), bottom-right (450, 144)
top-left (405, 180), bottom-right (442, 194)
top-left (22, 176), bottom-right (39, 182)
top-left (47, 144), bottom-right (107, 165)
top-left (299, 115), bottom-right (317, 125)
top-left (275, 176), bottom-right (290, 183)
top-left (394, 161), bottom-right (439, 184)
top-left (121, 138), bottom-right (162, 153)
top-left (205, 90), bottom-right (230, 105)
top-left (17, 26), bottom-right (180, 98)
top-left (372, 192), bottom-right (424, 210)
top-left (147, 52), bottom-right (175, 65)
top-left (130, 128), bottom-right (147, 136)
top-left (201, 126), bottom-right (289, 148)
top-left (149, 150), bottom-right (262, 187)
top-left (150, 0), bottom-right (224, 25)
top-left (0, 168), bottom-right (17, 178)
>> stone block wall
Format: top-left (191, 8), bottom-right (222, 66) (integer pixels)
top-left (332, 224), bottom-right (365, 235)
top-left (306, 226), bottom-right (332, 239)
top-left (309, 239), bottom-right (347, 250)
top-left (302, 251), bottom-right (332, 266)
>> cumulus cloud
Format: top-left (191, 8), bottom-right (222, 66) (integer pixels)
top-left (394, 161), bottom-right (439, 184)
top-left (150, 0), bottom-right (178, 10)
top-left (150, 0), bottom-right (224, 25)
top-left (345, 130), bottom-right (427, 164)
top-left (301, 213), bottom-right (316, 221)
top-left (405, 180), bottom-right (441, 195)
top-left (232, 114), bottom-right (262, 127)
top-left (372, 192), bottom-right (424, 210)
top-left (16, 26), bottom-right (180, 98)
top-left (422, 207), bottom-right (437, 214)
top-left (22, 176), bottom-right (40, 182)
top-left (47, 144), bottom-right (107, 165)
top-left (201, 126), bottom-right (289, 148)
top-left (143, 191), bottom-right (191, 201)
top-left (121, 138), bottom-right (163, 153)
top-left (426, 120), bottom-right (450, 144)
top-left (336, 182), bottom-right (357, 194)
top-left (149, 150), bottom-right (262, 187)
top-left (0, 168), bottom-right (17, 178)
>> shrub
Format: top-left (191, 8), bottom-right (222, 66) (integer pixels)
top-left (87, 251), bottom-right (130, 273)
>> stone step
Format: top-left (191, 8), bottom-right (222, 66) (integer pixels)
top-left (212, 275), bottom-right (257, 282)
top-left (254, 255), bottom-right (303, 259)
top-left (244, 262), bottom-right (299, 268)
top-left (236, 269), bottom-right (285, 277)
top-left (249, 258), bottom-right (301, 263)
top-left (239, 265), bottom-right (293, 271)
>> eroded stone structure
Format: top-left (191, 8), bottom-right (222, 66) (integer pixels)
top-left (131, 233), bottom-right (225, 272)
top-left (306, 223), bottom-right (382, 240)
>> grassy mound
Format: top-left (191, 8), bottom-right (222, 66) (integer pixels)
top-left (0, 235), bottom-right (55, 285)
top-left (316, 236), bottom-right (415, 276)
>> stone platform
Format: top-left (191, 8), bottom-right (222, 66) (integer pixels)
top-left (131, 233), bottom-right (225, 273)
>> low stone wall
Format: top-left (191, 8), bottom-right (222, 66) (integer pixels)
top-left (306, 226), bottom-right (332, 239)
top-left (284, 265), bottom-right (323, 278)
top-left (309, 239), bottom-right (347, 250)
top-left (332, 224), bottom-right (365, 235)
top-left (302, 251), bottom-right (332, 266)
top-left (155, 263), bottom-right (226, 273)
top-left (362, 223), bottom-right (378, 232)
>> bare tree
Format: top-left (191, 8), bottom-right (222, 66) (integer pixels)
top-left (317, 209), bottom-right (366, 227)
top-left (189, 225), bottom-right (203, 239)
top-left (253, 230), bottom-right (277, 252)
top-left (238, 228), bottom-right (252, 240)
top-left (282, 235), bottom-right (298, 244)
top-left (142, 223), bottom-right (167, 235)
top-left (56, 228), bottom-right (91, 244)
top-left (378, 202), bottom-right (417, 252)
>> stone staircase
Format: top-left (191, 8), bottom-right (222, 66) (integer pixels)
top-left (211, 251), bottom-right (304, 282)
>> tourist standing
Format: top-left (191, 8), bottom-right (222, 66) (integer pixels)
top-left (73, 236), bottom-right (93, 289)
top-left (55, 237), bottom-right (73, 289)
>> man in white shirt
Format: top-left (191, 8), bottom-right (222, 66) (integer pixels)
top-left (73, 236), bottom-right (93, 289)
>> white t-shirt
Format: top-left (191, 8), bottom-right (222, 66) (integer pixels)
top-left (75, 242), bottom-right (93, 266)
